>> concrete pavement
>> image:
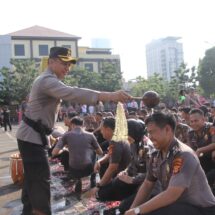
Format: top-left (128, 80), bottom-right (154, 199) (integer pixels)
top-left (0, 124), bottom-right (21, 215)
top-left (0, 122), bottom-right (67, 215)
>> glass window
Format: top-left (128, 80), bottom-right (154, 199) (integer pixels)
top-left (14, 44), bottom-right (25, 56)
top-left (84, 63), bottom-right (94, 72)
top-left (39, 45), bottom-right (49, 56)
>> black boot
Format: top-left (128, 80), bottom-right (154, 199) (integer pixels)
top-left (90, 173), bottom-right (96, 188)
top-left (74, 179), bottom-right (82, 193)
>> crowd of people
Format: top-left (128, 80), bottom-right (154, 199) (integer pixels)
top-left (0, 106), bottom-right (12, 131)
top-left (15, 46), bottom-right (215, 215)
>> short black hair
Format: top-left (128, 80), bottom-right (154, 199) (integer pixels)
top-left (145, 112), bottom-right (176, 131)
top-left (70, 116), bottom-right (83, 126)
top-left (179, 107), bottom-right (191, 114)
top-left (189, 108), bottom-right (204, 116)
top-left (102, 117), bottom-right (115, 130)
top-left (67, 112), bottom-right (78, 119)
top-left (199, 105), bottom-right (208, 116)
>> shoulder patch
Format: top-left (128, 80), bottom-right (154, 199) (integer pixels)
top-left (209, 126), bottom-right (215, 136)
top-left (172, 157), bottom-right (183, 174)
top-left (108, 144), bottom-right (114, 155)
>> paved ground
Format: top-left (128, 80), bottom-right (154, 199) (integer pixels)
top-left (0, 124), bottom-right (21, 215)
top-left (0, 123), bottom-right (68, 215)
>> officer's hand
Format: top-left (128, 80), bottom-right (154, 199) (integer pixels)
top-left (196, 148), bottom-right (204, 157)
top-left (111, 90), bottom-right (132, 103)
top-left (99, 90), bottom-right (132, 103)
top-left (124, 209), bottom-right (135, 215)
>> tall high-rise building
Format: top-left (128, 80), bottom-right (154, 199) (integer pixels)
top-left (146, 37), bottom-right (184, 81)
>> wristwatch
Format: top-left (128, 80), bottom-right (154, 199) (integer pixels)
top-left (134, 207), bottom-right (141, 215)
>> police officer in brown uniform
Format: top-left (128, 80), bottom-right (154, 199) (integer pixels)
top-left (125, 112), bottom-right (215, 215)
top-left (174, 113), bottom-right (191, 144)
top-left (188, 108), bottom-right (215, 174)
top-left (16, 47), bottom-right (131, 215)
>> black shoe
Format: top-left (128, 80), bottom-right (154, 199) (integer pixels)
top-left (74, 179), bottom-right (82, 193)
top-left (90, 173), bottom-right (96, 188)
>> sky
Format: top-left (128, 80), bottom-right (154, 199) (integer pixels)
top-left (1, 0), bottom-right (215, 81)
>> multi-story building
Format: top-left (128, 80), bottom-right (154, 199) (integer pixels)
top-left (78, 46), bottom-right (120, 73)
top-left (0, 25), bottom-right (80, 70)
top-left (146, 37), bottom-right (184, 81)
top-left (0, 26), bottom-right (120, 76)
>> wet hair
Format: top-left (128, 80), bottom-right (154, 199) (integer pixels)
top-left (70, 116), bottom-right (84, 126)
top-left (102, 117), bottom-right (115, 130)
top-left (67, 112), bottom-right (78, 119)
top-left (127, 119), bottom-right (146, 142)
top-left (145, 112), bottom-right (176, 131)
top-left (189, 108), bottom-right (204, 116)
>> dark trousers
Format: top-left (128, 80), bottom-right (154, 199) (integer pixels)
top-left (68, 164), bottom-right (94, 179)
top-left (200, 155), bottom-right (215, 174)
top-left (3, 120), bottom-right (12, 131)
top-left (18, 139), bottom-right (51, 215)
top-left (119, 193), bottom-right (136, 214)
top-left (98, 177), bottom-right (139, 201)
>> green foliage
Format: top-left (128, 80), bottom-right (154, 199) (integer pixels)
top-left (0, 59), bottom-right (38, 105)
top-left (130, 64), bottom-right (198, 105)
top-left (198, 47), bottom-right (215, 98)
top-left (98, 62), bottom-right (123, 91)
top-left (130, 74), bottom-right (167, 99)
top-left (64, 62), bottom-right (123, 92)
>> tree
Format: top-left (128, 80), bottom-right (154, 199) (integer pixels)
top-left (64, 67), bottom-right (101, 90)
top-left (97, 62), bottom-right (123, 91)
top-left (198, 47), bottom-right (215, 98)
top-left (0, 59), bottom-right (38, 105)
top-left (130, 74), bottom-right (167, 99)
top-left (64, 62), bottom-right (123, 92)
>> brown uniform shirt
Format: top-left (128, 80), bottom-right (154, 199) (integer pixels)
top-left (108, 141), bottom-right (131, 173)
top-left (55, 127), bottom-right (100, 169)
top-left (147, 139), bottom-right (215, 207)
top-left (188, 122), bottom-right (215, 151)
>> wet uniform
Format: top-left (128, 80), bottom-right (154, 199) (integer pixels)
top-left (146, 138), bottom-right (215, 215)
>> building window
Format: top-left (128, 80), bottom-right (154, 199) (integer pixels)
top-left (14, 44), bottom-right (25, 56)
top-left (39, 45), bottom-right (48, 56)
top-left (84, 63), bottom-right (94, 72)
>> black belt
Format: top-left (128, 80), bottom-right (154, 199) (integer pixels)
top-left (23, 116), bottom-right (53, 146)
